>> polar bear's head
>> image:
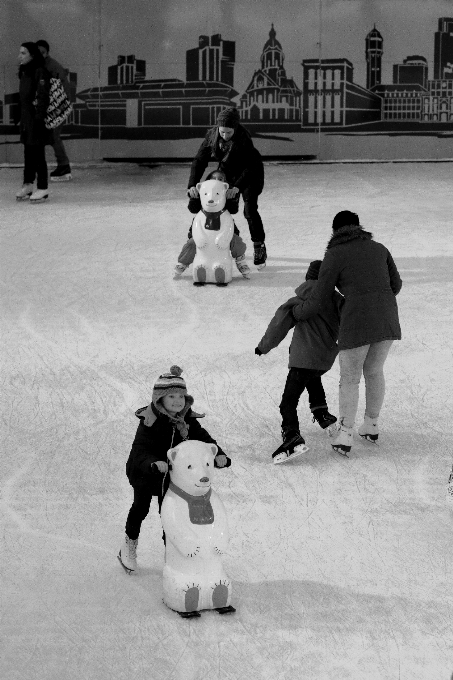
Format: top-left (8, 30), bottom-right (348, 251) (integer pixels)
top-left (196, 179), bottom-right (229, 213)
top-left (167, 440), bottom-right (218, 496)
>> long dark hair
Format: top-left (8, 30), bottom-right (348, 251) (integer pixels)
top-left (19, 42), bottom-right (45, 77)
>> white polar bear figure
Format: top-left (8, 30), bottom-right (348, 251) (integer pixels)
top-left (192, 179), bottom-right (235, 286)
top-left (160, 440), bottom-right (235, 618)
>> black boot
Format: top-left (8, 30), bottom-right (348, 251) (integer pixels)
top-left (312, 408), bottom-right (337, 430)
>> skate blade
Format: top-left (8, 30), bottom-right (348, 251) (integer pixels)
top-left (359, 434), bottom-right (379, 445)
top-left (273, 444), bottom-right (309, 465)
top-left (117, 553), bottom-right (135, 575)
top-left (215, 605), bottom-right (236, 615)
top-left (16, 195), bottom-right (31, 201)
top-left (30, 197), bottom-right (49, 204)
top-left (50, 175), bottom-right (72, 182)
top-left (331, 445), bottom-right (350, 458)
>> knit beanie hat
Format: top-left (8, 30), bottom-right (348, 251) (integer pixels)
top-left (332, 211), bottom-right (360, 232)
top-left (216, 107), bottom-right (240, 128)
top-left (152, 365), bottom-right (187, 407)
top-left (305, 260), bottom-right (322, 280)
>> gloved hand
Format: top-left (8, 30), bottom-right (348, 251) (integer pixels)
top-left (153, 460), bottom-right (168, 474)
top-left (255, 347), bottom-right (263, 356)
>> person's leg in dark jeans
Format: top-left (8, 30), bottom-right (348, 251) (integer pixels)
top-left (35, 144), bottom-right (48, 190)
top-left (23, 144), bottom-right (36, 186)
top-left (241, 186), bottom-right (267, 267)
top-left (279, 367), bottom-right (322, 437)
top-left (125, 485), bottom-right (154, 540)
top-left (306, 374), bottom-right (338, 430)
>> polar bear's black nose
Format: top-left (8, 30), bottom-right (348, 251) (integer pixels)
top-left (200, 476), bottom-right (209, 482)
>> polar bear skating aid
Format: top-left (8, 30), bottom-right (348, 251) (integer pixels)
top-left (192, 179), bottom-right (235, 286)
top-left (160, 440), bottom-right (235, 617)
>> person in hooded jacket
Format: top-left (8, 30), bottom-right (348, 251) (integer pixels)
top-left (292, 211), bottom-right (402, 456)
top-left (118, 366), bottom-right (230, 573)
top-left (256, 260), bottom-right (343, 464)
top-left (187, 107), bottom-right (267, 269)
top-left (16, 42), bottom-right (53, 203)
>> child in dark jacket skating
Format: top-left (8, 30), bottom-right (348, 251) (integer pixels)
top-left (255, 261), bottom-right (343, 464)
top-left (119, 366), bottom-right (230, 573)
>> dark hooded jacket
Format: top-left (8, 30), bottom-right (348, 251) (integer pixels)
top-left (257, 280), bottom-right (343, 370)
top-left (292, 226), bottom-right (402, 351)
top-left (188, 124), bottom-right (264, 194)
top-left (18, 60), bottom-right (53, 146)
top-left (125, 397), bottom-right (229, 494)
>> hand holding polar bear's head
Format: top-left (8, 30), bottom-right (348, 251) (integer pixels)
top-left (167, 440), bottom-right (218, 497)
top-left (196, 179), bottom-right (229, 213)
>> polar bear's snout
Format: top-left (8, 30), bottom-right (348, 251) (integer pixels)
top-left (199, 476), bottom-right (209, 483)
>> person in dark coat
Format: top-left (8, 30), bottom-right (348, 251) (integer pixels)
top-left (187, 107), bottom-right (267, 269)
top-left (255, 261), bottom-right (343, 463)
top-left (16, 42), bottom-right (53, 203)
top-left (119, 366), bottom-right (231, 573)
top-left (292, 211), bottom-right (402, 456)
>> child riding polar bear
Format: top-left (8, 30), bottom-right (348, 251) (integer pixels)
top-left (173, 170), bottom-right (251, 285)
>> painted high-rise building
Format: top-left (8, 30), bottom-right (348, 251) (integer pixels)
top-left (393, 56), bottom-right (428, 89)
top-left (434, 17), bottom-right (453, 79)
top-left (366, 26), bottom-right (383, 90)
top-left (186, 34), bottom-right (235, 85)
top-left (108, 55), bottom-right (146, 85)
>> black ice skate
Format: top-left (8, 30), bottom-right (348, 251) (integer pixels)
top-left (50, 165), bottom-right (72, 181)
top-left (272, 430), bottom-right (309, 465)
top-left (253, 242), bottom-right (267, 270)
top-left (312, 408), bottom-right (337, 435)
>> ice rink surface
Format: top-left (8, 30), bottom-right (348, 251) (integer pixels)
top-left (1, 162), bottom-right (452, 680)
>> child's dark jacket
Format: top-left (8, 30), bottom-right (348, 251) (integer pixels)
top-left (126, 406), bottom-right (229, 494)
top-left (257, 280), bottom-right (343, 370)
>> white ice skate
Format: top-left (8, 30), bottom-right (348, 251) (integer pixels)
top-left (331, 420), bottom-right (353, 457)
top-left (173, 263), bottom-right (187, 279)
top-left (30, 189), bottom-right (49, 203)
top-left (117, 535), bottom-right (138, 574)
top-left (235, 255), bottom-right (251, 279)
top-left (16, 184), bottom-right (34, 201)
top-left (358, 415), bottom-right (379, 444)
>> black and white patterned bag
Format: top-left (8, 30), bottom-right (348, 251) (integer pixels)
top-left (44, 77), bottom-right (73, 129)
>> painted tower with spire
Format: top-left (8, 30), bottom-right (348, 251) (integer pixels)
top-left (366, 26), bottom-right (383, 90)
top-left (238, 25), bottom-right (301, 122)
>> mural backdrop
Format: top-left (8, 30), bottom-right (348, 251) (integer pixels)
top-left (1, 0), bottom-right (453, 162)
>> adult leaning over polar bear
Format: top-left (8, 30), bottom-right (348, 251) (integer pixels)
top-left (161, 439), bottom-right (235, 618)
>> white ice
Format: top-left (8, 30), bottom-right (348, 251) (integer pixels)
top-left (1, 162), bottom-right (452, 680)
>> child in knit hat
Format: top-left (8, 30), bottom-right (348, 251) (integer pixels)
top-left (174, 168), bottom-right (251, 280)
top-left (118, 366), bottom-right (230, 573)
top-left (255, 261), bottom-right (343, 464)
top-left (187, 107), bottom-right (267, 269)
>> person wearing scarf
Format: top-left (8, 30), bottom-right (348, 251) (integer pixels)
top-left (118, 366), bottom-right (230, 573)
top-left (292, 211), bottom-right (402, 456)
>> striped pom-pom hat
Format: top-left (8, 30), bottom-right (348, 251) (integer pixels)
top-left (152, 365), bottom-right (187, 406)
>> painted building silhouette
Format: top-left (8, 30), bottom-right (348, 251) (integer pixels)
top-left (238, 25), bottom-right (301, 122)
top-left (73, 34), bottom-right (238, 130)
top-left (393, 56), bottom-right (428, 89)
top-left (434, 18), bottom-right (453, 79)
top-left (366, 26), bottom-right (383, 90)
top-left (301, 59), bottom-right (381, 127)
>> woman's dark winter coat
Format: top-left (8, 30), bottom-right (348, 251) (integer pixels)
top-left (19, 61), bottom-right (53, 146)
top-left (188, 124), bottom-right (264, 194)
top-left (257, 280), bottom-right (344, 370)
top-left (126, 406), bottom-right (228, 495)
top-left (293, 227), bottom-right (402, 351)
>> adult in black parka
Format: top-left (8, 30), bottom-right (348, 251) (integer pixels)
top-left (187, 107), bottom-right (267, 268)
top-left (292, 211), bottom-right (402, 455)
top-left (16, 42), bottom-right (53, 202)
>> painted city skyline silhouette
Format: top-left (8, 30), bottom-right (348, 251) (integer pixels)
top-left (2, 17), bottom-right (452, 141)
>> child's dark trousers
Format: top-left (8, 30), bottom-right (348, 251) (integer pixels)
top-left (279, 367), bottom-right (328, 435)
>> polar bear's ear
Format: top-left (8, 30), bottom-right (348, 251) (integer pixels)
top-left (222, 182), bottom-right (229, 192)
top-left (168, 447), bottom-right (178, 462)
top-left (209, 444), bottom-right (218, 458)
top-left (196, 182), bottom-right (203, 192)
